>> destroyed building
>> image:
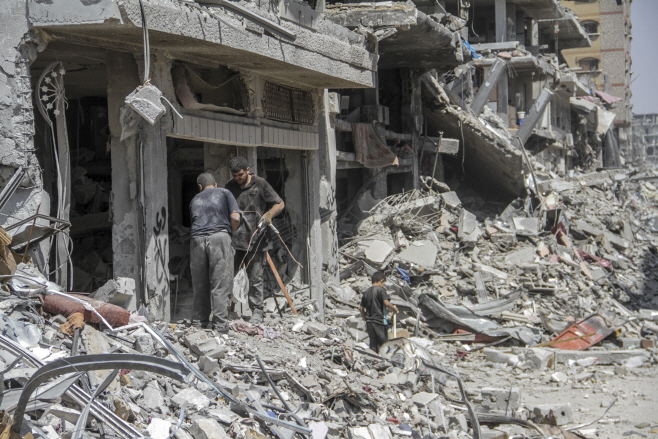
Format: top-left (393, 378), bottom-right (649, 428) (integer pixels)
top-left (1, 1), bottom-right (658, 439)
top-left (561, 0), bottom-right (635, 163)
top-left (632, 113), bottom-right (657, 165)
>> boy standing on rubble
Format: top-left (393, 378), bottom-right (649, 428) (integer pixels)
top-left (360, 271), bottom-right (398, 353)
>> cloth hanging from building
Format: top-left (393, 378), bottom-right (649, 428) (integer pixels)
top-left (351, 123), bottom-right (399, 168)
top-left (594, 90), bottom-right (623, 105)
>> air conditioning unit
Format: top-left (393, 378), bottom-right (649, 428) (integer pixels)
top-left (565, 133), bottom-right (574, 148)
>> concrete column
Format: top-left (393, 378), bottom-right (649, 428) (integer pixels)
top-left (0, 3), bottom-right (49, 272)
top-left (139, 53), bottom-right (174, 321)
top-left (318, 90), bottom-right (339, 285)
top-left (530, 20), bottom-right (539, 46)
top-left (304, 149), bottom-right (325, 321)
top-left (107, 51), bottom-right (143, 303)
top-left (401, 69), bottom-right (423, 190)
top-left (498, 69), bottom-right (509, 127)
top-left (495, 0), bottom-right (507, 42)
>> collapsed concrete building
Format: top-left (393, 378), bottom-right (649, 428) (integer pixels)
top-left (0, 0), bottom-right (635, 324)
top-left (1, 0), bottom-right (376, 320)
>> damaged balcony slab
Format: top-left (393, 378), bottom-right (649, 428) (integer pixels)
top-left (421, 73), bottom-right (524, 198)
top-left (28, 0), bottom-right (376, 89)
top-left (324, 1), bottom-right (463, 70)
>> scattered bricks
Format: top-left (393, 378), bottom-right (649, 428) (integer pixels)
top-left (441, 191), bottom-right (461, 209)
top-left (190, 418), bottom-right (227, 439)
top-left (641, 339), bottom-right (654, 349)
top-left (480, 387), bottom-right (522, 412)
top-left (134, 334), bottom-right (156, 356)
top-left (171, 387), bottom-right (211, 411)
top-left (183, 331), bottom-right (222, 357)
top-left (530, 404), bottom-right (574, 426)
top-left (537, 241), bottom-right (550, 257)
top-left (214, 377), bottom-right (239, 397)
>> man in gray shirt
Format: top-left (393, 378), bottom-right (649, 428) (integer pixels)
top-left (190, 172), bottom-right (241, 333)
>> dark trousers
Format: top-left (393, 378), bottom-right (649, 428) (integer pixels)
top-left (366, 322), bottom-right (389, 354)
top-left (234, 250), bottom-right (264, 317)
top-left (190, 231), bottom-right (234, 331)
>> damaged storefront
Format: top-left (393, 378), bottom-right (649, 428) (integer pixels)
top-left (1, 0), bottom-right (376, 319)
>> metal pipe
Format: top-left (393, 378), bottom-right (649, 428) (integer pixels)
top-left (12, 354), bottom-right (190, 433)
top-left (255, 355), bottom-right (308, 430)
top-left (0, 335), bottom-right (142, 438)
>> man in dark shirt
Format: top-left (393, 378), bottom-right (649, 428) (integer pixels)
top-left (190, 172), bottom-right (241, 334)
top-left (225, 157), bottom-right (285, 324)
top-left (360, 271), bottom-right (398, 353)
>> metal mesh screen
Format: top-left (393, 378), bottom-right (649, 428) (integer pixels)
top-left (264, 81), bottom-right (315, 124)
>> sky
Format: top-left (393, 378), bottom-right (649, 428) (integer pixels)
top-left (630, 0), bottom-right (658, 115)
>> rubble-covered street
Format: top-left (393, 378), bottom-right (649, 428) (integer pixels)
top-left (0, 0), bottom-right (654, 438)
top-left (2, 166), bottom-right (658, 439)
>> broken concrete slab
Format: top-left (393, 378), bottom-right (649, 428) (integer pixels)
top-left (146, 418), bottom-right (171, 439)
top-left (572, 219), bottom-right (630, 250)
top-left (171, 387), bottom-right (211, 411)
top-left (190, 418), bottom-right (227, 439)
top-left (398, 240), bottom-right (438, 268)
top-left (553, 349), bottom-right (650, 365)
top-left (441, 191), bottom-right (461, 209)
top-left (411, 392), bottom-right (439, 406)
top-left (364, 240), bottom-right (394, 265)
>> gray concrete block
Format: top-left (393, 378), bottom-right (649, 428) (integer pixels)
top-left (183, 331), bottom-right (222, 357)
top-left (90, 277), bottom-right (136, 310)
top-left (480, 387), bottom-right (522, 412)
top-left (530, 404), bottom-right (573, 426)
top-left (441, 191), bottom-right (461, 208)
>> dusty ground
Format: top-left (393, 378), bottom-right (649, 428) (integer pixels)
top-left (453, 353), bottom-right (658, 438)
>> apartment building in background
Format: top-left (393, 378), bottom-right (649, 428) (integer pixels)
top-left (562, 0), bottom-right (635, 162)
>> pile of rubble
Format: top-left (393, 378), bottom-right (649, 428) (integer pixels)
top-left (1, 168), bottom-right (658, 439)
